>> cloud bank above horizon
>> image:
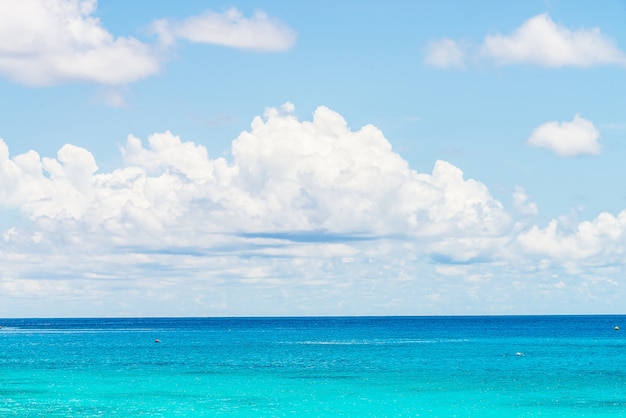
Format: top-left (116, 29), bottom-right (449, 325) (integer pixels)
top-left (1, 104), bottom-right (624, 316)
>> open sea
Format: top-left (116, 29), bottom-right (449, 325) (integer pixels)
top-left (1, 316), bottom-right (625, 417)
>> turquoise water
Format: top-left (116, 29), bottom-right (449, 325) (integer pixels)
top-left (1, 316), bottom-right (625, 417)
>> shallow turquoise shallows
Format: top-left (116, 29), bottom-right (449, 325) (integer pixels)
top-left (1, 316), bottom-right (625, 417)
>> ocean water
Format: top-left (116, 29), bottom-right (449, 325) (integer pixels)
top-left (1, 316), bottom-right (625, 417)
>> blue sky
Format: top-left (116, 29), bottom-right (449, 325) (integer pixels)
top-left (1, 0), bottom-right (626, 317)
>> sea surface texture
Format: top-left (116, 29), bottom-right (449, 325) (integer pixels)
top-left (1, 316), bottom-right (625, 417)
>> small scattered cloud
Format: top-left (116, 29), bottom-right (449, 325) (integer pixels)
top-left (527, 114), bottom-right (600, 157)
top-left (424, 38), bottom-right (465, 69)
top-left (151, 7), bottom-right (296, 52)
top-left (482, 14), bottom-right (626, 67)
top-left (425, 13), bottom-right (626, 69)
top-left (0, 1), bottom-right (296, 94)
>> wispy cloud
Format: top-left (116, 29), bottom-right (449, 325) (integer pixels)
top-left (151, 7), bottom-right (296, 52)
top-left (424, 38), bottom-right (465, 69)
top-left (513, 186), bottom-right (538, 216)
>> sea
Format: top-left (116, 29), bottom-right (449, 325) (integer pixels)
top-left (1, 315), bottom-right (625, 417)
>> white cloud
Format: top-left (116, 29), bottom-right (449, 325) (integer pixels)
top-left (518, 211), bottom-right (626, 264)
top-left (0, 1), bottom-right (296, 88)
top-left (5, 106), bottom-right (507, 252)
top-left (482, 14), bottom-right (626, 67)
top-left (426, 14), bottom-right (626, 69)
top-left (0, 104), bottom-right (510, 261)
top-left (0, 0), bottom-right (161, 86)
top-left (527, 114), bottom-right (600, 157)
top-left (424, 38), bottom-right (465, 69)
top-left (152, 7), bottom-right (296, 51)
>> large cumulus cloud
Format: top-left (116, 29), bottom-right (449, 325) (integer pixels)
top-left (1, 104), bottom-right (510, 254)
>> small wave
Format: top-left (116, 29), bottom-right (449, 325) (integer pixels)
top-left (290, 338), bottom-right (469, 346)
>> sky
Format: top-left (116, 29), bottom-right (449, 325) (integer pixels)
top-left (1, 0), bottom-right (626, 317)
